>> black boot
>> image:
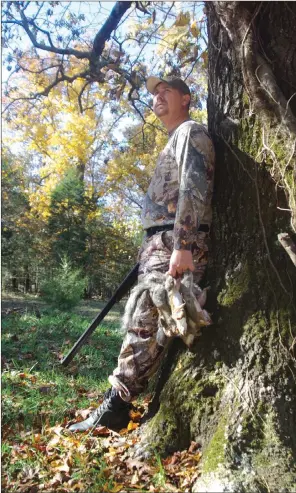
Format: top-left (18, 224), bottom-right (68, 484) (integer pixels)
top-left (68, 388), bottom-right (131, 432)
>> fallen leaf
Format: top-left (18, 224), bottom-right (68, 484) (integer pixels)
top-left (131, 470), bottom-right (140, 485)
top-left (55, 462), bottom-right (70, 473)
top-left (92, 426), bottom-right (111, 436)
top-left (77, 386), bottom-right (88, 395)
top-left (86, 391), bottom-right (99, 398)
top-left (163, 482), bottom-right (180, 492)
top-left (126, 458), bottom-right (144, 471)
top-left (46, 435), bottom-right (60, 450)
top-left (143, 394), bottom-right (152, 403)
top-left (129, 409), bottom-right (142, 422)
top-left (2, 424), bottom-right (14, 439)
top-left (77, 407), bottom-right (92, 419)
top-left (23, 353), bottom-right (34, 359)
top-left (49, 476), bottom-right (62, 488)
top-left (38, 386), bottom-right (54, 394)
top-left (105, 483), bottom-right (124, 493)
top-left (50, 425), bottom-right (64, 436)
top-left (119, 427), bottom-right (128, 435)
top-left (188, 440), bottom-right (200, 453)
top-left (102, 437), bottom-right (113, 448)
top-left (34, 444), bottom-right (47, 453)
top-left (125, 457), bottom-right (155, 477)
top-left (48, 471), bottom-right (69, 487)
top-left (127, 421), bottom-right (139, 432)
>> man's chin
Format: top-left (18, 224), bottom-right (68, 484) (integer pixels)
top-left (154, 107), bottom-right (168, 117)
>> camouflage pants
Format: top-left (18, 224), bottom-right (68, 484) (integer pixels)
top-left (109, 230), bottom-right (209, 401)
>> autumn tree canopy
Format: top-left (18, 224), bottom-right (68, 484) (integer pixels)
top-left (2, 1), bottom-right (208, 296)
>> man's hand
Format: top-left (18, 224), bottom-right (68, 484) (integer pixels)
top-left (168, 249), bottom-right (195, 278)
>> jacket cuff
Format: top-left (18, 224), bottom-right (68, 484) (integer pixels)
top-left (173, 238), bottom-right (193, 251)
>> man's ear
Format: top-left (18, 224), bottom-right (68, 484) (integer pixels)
top-left (182, 94), bottom-right (191, 108)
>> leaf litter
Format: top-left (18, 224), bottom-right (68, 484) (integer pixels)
top-left (2, 330), bottom-right (202, 492)
top-left (2, 386), bottom-right (202, 492)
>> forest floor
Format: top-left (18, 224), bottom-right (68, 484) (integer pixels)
top-left (1, 294), bottom-right (126, 320)
top-left (1, 294), bottom-right (202, 492)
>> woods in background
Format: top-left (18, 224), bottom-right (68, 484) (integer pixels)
top-left (2, 1), bottom-right (207, 300)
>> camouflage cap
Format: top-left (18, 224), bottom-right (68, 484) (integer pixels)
top-left (146, 76), bottom-right (191, 96)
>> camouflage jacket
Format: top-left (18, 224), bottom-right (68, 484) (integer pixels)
top-left (141, 120), bottom-right (215, 250)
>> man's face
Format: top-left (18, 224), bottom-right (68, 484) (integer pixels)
top-left (152, 82), bottom-right (189, 121)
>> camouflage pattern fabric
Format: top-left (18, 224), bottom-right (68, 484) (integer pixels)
top-left (109, 230), bottom-right (210, 401)
top-left (141, 120), bottom-right (215, 250)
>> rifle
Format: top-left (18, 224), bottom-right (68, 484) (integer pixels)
top-left (60, 262), bottom-right (139, 366)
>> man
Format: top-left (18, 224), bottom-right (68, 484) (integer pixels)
top-left (68, 76), bottom-right (215, 432)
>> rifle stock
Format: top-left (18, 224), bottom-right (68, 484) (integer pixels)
top-left (60, 262), bottom-right (139, 367)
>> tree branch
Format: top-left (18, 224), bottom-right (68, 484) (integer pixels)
top-left (15, 5), bottom-right (91, 59)
top-left (3, 2), bottom-right (149, 113)
top-left (92, 1), bottom-right (133, 58)
top-left (17, 62), bottom-right (62, 75)
top-left (2, 68), bottom-right (90, 114)
top-left (77, 80), bottom-right (93, 113)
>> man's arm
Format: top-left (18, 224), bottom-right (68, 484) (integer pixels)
top-left (168, 125), bottom-right (215, 277)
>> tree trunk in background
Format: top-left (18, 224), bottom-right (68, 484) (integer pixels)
top-left (25, 266), bottom-right (30, 294)
top-left (11, 270), bottom-right (17, 292)
top-left (140, 2), bottom-right (296, 491)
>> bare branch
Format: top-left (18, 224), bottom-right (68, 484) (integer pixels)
top-left (15, 5), bottom-right (91, 59)
top-left (135, 2), bottom-right (150, 15)
top-left (92, 2), bottom-right (133, 58)
top-left (77, 80), bottom-right (93, 113)
top-left (17, 62), bottom-right (62, 75)
top-left (28, 18), bottom-right (55, 48)
top-left (121, 189), bottom-right (143, 209)
top-left (3, 68), bottom-right (90, 114)
top-left (129, 90), bottom-right (146, 123)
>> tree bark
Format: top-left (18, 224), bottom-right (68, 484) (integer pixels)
top-left (137, 2), bottom-right (296, 491)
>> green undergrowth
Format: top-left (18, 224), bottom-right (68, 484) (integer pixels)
top-left (2, 308), bottom-right (122, 430)
top-left (2, 307), bottom-right (123, 490)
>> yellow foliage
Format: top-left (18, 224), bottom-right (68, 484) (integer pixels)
top-left (5, 73), bottom-right (102, 222)
top-left (174, 11), bottom-right (190, 27)
top-left (190, 21), bottom-right (200, 38)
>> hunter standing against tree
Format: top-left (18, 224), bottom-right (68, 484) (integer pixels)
top-left (68, 76), bottom-right (215, 432)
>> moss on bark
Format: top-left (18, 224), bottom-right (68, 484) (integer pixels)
top-left (202, 410), bottom-right (228, 474)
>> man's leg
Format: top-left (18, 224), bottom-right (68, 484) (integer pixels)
top-left (68, 230), bottom-right (209, 432)
top-left (68, 287), bottom-right (164, 432)
top-left (68, 233), bottom-right (171, 432)
top-left (109, 289), bottom-right (166, 401)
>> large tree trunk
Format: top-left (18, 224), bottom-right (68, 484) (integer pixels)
top-left (138, 2), bottom-right (296, 491)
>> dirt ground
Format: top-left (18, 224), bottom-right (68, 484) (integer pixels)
top-left (1, 294), bottom-right (125, 323)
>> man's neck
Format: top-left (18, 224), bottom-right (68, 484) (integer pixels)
top-left (162, 114), bottom-right (190, 134)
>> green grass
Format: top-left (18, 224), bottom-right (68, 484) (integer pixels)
top-left (2, 305), bottom-right (124, 490)
top-left (152, 451), bottom-right (167, 488)
top-left (2, 308), bottom-right (123, 429)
